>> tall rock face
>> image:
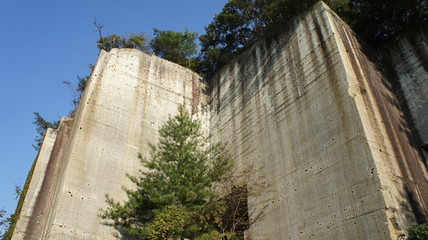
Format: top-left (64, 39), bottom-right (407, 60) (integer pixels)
top-left (210, 2), bottom-right (428, 239)
top-left (11, 2), bottom-right (428, 240)
top-left (12, 49), bottom-right (209, 239)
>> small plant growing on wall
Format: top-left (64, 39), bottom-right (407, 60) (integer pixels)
top-left (408, 223), bottom-right (428, 240)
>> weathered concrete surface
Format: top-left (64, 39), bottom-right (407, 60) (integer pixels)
top-left (210, 2), bottom-right (428, 239)
top-left (12, 49), bottom-right (209, 239)
top-left (382, 28), bottom-right (428, 160)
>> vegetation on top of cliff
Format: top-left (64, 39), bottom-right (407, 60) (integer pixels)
top-left (150, 28), bottom-right (199, 69)
top-left (342, 0), bottom-right (428, 44)
top-left (94, 19), bottom-right (151, 54)
top-left (97, 33), bottom-right (152, 54)
top-left (32, 112), bottom-right (59, 151)
top-left (197, 0), bottom-right (322, 78)
top-left (80, 0), bottom-right (428, 81)
top-left (197, 0), bottom-right (428, 78)
top-left (100, 106), bottom-right (246, 239)
top-left (94, 17), bottom-right (200, 71)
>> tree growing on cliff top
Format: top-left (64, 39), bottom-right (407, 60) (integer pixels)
top-left (32, 112), bottom-right (59, 150)
top-left (97, 33), bottom-right (151, 53)
top-left (197, 0), bottom-right (338, 78)
top-left (93, 18), bottom-right (151, 53)
top-left (100, 105), bottom-right (236, 239)
top-left (343, 0), bottom-right (428, 44)
top-left (150, 28), bottom-right (198, 69)
top-left (197, 0), bottom-right (428, 78)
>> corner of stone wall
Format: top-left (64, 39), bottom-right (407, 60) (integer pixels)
top-left (11, 117), bottom-right (74, 240)
top-left (11, 128), bottom-right (58, 240)
top-left (324, 4), bottom-right (428, 238)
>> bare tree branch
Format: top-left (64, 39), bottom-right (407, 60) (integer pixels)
top-left (93, 17), bottom-right (104, 39)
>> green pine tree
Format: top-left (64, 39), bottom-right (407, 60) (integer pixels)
top-left (150, 28), bottom-right (198, 68)
top-left (101, 105), bottom-right (233, 239)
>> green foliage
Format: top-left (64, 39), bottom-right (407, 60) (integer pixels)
top-left (144, 205), bottom-right (191, 239)
top-left (341, 0), bottom-right (428, 44)
top-left (198, 0), bottom-right (259, 78)
top-left (97, 34), bottom-right (122, 51)
top-left (64, 75), bottom-right (89, 109)
top-left (408, 223), bottom-right (428, 240)
top-left (198, 0), bottom-right (333, 78)
top-left (32, 112), bottom-right (59, 150)
top-left (150, 28), bottom-right (198, 68)
top-left (197, 0), bottom-right (427, 78)
top-left (97, 33), bottom-right (151, 53)
top-left (124, 34), bottom-right (150, 51)
top-left (14, 186), bottom-right (22, 200)
top-left (101, 105), bottom-right (233, 239)
top-left (63, 64), bottom-right (95, 117)
top-left (0, 208), bottom-right (9, 239)
top-left (75, 75), bottom-right (88, 105)
top-left (195, 230), bottom-right (238, 240)
top-left (257, 0), bottom-right (319, 30)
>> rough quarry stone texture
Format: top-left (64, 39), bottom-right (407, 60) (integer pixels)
top-left (12, 49), bottom-right (209, 239)
top-left (210, 2), bottom-right (428, 239)
top-left (382, 28), bottom-right (428, 160)
top-left (11, 2), bottom-right (428, 240)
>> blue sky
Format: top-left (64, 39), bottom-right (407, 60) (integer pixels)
top-left (0, 0), bottom-right (227, 222)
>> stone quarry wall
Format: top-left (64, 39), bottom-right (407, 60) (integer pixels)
top-left (210, 2), bottom-right (428, 239)
top-left (11, 2), bottom-right (428, 240)
top-left (12, 49), bottom-right (209, 239)
top-left (382, 28), bottom-right (428, 160)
